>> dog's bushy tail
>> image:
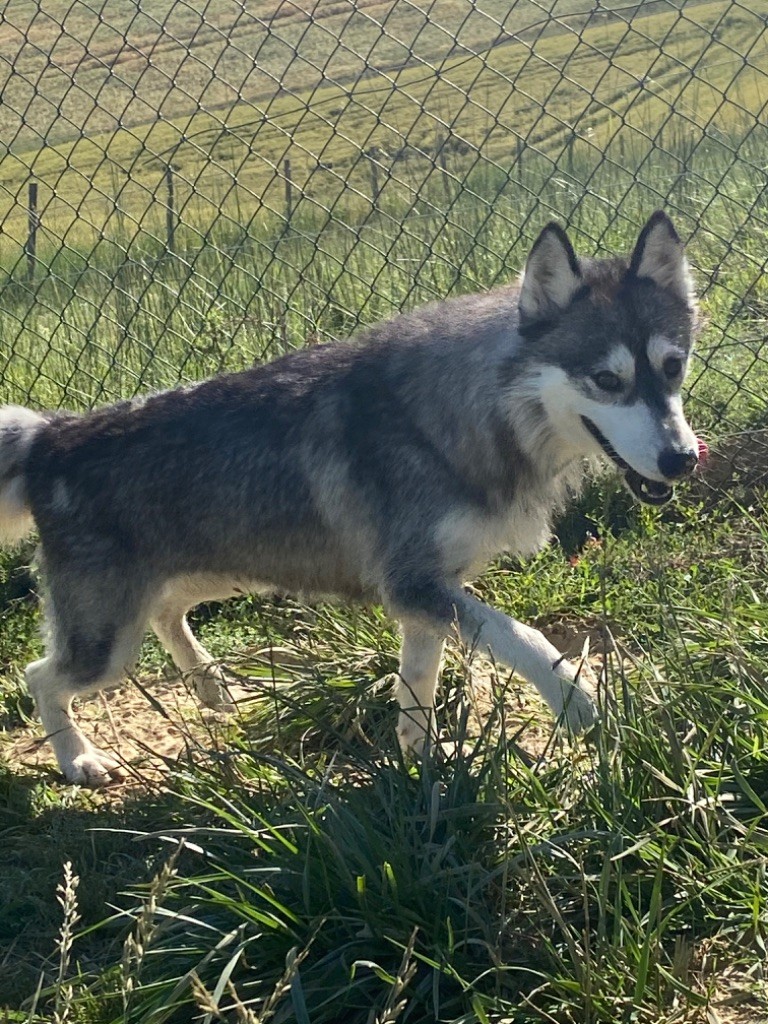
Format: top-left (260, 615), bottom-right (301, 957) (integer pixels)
top-left (0, 406), bottom-right (46, 543)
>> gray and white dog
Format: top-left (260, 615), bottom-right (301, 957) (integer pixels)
top-left (0, 211), bottom-right (701, 786)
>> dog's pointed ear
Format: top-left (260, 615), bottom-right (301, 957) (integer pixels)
top-left (519, 223), bottom-right (582, 322)
top-left (629, 211), bottom-right (694, 304)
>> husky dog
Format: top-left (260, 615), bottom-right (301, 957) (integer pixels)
top-left (0, 212), bottom-right (700, 786)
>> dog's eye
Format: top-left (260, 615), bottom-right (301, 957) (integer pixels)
top-left (592, 371), bottom-right (623, 393)
top-left (663, 356), bottom-right (683, 379)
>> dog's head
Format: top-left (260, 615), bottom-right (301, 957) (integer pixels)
top-left (516, 211), bottom-right (701, 505)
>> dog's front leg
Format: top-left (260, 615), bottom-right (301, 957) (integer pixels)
top-left (395, 621), bottom-right (445, 754)
top-left (452, 589), bottom-right (598, 731)
top-left (390, 581), bottom-right (598, 741)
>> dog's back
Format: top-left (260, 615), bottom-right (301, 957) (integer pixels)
top-left (13, 288), bottom-right (531, 602)
top-left (25, 352), bottom-right (362, 597)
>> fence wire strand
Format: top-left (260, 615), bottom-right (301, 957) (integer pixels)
top-left (0, 0), bottom-right (766, 446)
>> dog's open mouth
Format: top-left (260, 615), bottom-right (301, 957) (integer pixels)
top-left (581, 417), bottom-right (674, 507)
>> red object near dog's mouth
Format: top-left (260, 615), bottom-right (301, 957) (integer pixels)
top-left (696, 436), bottom-right (709, 465)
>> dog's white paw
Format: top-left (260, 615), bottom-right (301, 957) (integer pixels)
top-left (64, 748), bottom-right (125, 787)
top-left (396, 710), bottom-right (437, 757)
top-left (397, 712), bottom-right (434, 753)
top-left (189, 666), bottom-right (235, 712)
top-left (560, 684), bottom-right (599, 733)
top-left (551, 656), bottom-right (600, 734)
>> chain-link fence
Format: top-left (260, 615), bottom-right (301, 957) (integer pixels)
top-left (0, 0), bottom-right (767, 446)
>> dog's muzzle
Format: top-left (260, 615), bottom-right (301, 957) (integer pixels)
top-left (580, 416), bottom-right (697, 506)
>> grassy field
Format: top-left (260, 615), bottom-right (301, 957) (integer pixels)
top-left (1, 0), bottom-right (767, 259)
top-left (1, 1), bottom-right (768, 1022)
top-left (0, 0), bottom-right (766, 425)
top-left (2, 471), bottom-right (768, 1023)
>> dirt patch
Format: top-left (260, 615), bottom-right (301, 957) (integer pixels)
top-left (3, 673), bottom-right (249, 793)
top-left (693, 428), bottom-right (768, 502)
top-left (690, 939), bottom-right (768, 1024)
top-left (463, 670), bottom-right (558, 761)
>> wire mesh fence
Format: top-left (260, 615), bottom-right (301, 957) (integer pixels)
top-left (0, 0), bottom-right (767, 445)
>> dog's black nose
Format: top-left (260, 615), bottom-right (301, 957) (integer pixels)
top-left (658, 448), bottom-right (698, 480)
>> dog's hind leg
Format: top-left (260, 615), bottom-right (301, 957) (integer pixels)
top-left (26, 585), bottom-right (148, 786)
top-left (395, 621), bottom-right (445, 754)
top-left (26, 657), bottom-right (126, 787)
top-left (151, 579), bottom-right (240, 709)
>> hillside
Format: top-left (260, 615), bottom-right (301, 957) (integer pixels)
top-left (0, 0), bottom-right (700, 145)
top-left (0, 0), bottom-right (765, 255)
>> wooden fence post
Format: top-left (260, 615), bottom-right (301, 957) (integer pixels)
top-left (165, 164), bottom-right (176, 254)
top-left (368, 150), bottom-right (380, 205)
top-left (566, 131), bottom-right (576, 174)
top-left (438, 142), bottom-right (449, 201)
top-left (284, 158), bottom-right (293, 222)
top-left (25, 181), bottom-right (38, 282)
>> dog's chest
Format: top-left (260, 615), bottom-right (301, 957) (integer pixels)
top-left (435, 499), bottom-right (553, 580)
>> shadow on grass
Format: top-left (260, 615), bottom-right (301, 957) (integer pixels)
top-left (4, 575), bottom-right (768, 1023)
top-left (0, 658), bottom-right (552, 1021)
top-left (0, 763), bottom-right (211, 1010)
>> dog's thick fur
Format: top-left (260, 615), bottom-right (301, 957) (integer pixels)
top-left (0, 212), bottom-right (700, 786)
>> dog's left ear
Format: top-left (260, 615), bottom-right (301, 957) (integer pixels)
top-left (629, 211), bottom-right (694, 305)
top-left (519, 223), bottom-right (582, 323)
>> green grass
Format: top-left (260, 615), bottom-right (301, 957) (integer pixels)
top-left (1, 0), bottom-right (767, 256)
top-left (2, 490), bottom-right (768, 1022)
top-left (1, 2), bottom-right (768, 1021)
top-left (0, 0), bottom-right (767, 430)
